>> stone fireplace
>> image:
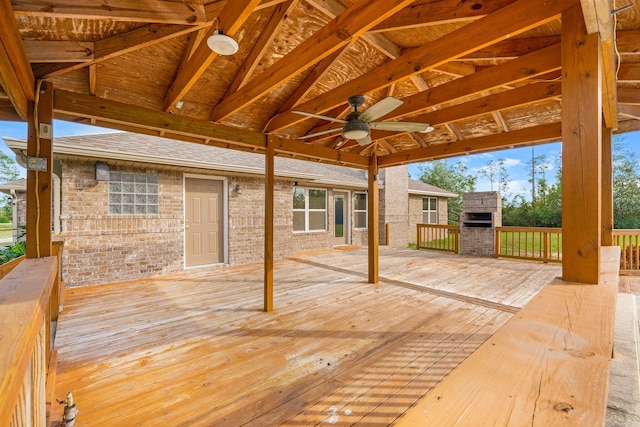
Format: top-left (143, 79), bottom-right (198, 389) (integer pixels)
top-left (460, 191), bottom-right (502, 257)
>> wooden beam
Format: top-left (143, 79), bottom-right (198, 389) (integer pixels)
top-left (54, 89), bottom-right (266, 148)
top-left (0, 0), bottom-right (35, 120)
top-left (11, 0), bottom-right (207, 24)
top-left (23, 41), bottom-right (94, 63)
top-left (371, 0), bottom-right (517, 32)
top-left (266, 0), bottom-right (572, 132)
top-left (378, 122), bottom-right (562, 168)
top-left (163, 0), bottom-right (261, 111)
top-left (35, 24), bottom-right (203, 78)
top-left (225, 0), bottom-right (295, 96)
top-left (618, 63), bottom-right (640, 83)
top-left (269, 135), bottom-right (369, 168)
top-left (264, 138), bottom-right (274, 312)
top-left (26, 80), bottom-right (53, 258)
top-left (602, 119), bottom-right (613, 246)
top-left (274, 45), bottom-right (350, 114)
top-left (368, 155), bottom-right (379, 284)
top-left (398, 81), bottom-right (561, 135)
top-left (561, 4), bottom-right (602, 284)
top-left (618, 87), bottom-right (640, 105)
top-left (616, 30), bottom-right (640, 54)
top-left (580, 0), bottom-right (617, 128)
top-left (297, 44), bottom-right (561, 139)
top-left (210, 0), bottom-right (415, 122)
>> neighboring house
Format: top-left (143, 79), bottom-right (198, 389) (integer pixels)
top-left (3, 133), bottom-right (456, 287)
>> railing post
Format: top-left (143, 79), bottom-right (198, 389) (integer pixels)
top-left (416, 224), bottom-right (421, 250)
top-left (494, 228), bottom-right (501, 258)
top-left (543, 231), bottom-right (550, 263)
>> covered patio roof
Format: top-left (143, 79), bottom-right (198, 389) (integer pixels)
top-left (0, 0), bottom-right (637, 168)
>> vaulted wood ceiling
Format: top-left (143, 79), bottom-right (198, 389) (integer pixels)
top-left (0, 0), bottom-right (638, 169)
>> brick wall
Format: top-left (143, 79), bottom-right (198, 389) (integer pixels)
top-left (59, 159), bottom-right (370, 286)
top-left (408, 195), bottom-right (449, 245)
top-left (459, 191), bottom-right (502, 257)
top-left (380, 165), bottom-right (409, 247)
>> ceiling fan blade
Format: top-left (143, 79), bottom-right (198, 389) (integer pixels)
top-left (358, 97), bottom-right (403, 122)
top-left (369, 121), bottom-right (433, 133)
top-left (292, 110), bottom-right (347, 124)
top-left (298, 127), bottom-right (343, 140)
top-left (356, 135), bottom-right (372, 146)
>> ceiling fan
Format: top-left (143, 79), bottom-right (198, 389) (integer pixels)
top-left (293, 95), bottom-right (434, 146)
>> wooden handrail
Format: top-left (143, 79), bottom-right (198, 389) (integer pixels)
top-left (0, 257), bottom-right (58, 426)
top-left (416, 223), bottom-right (459, 253)
top-left (495, 226), bottom-right (562, 263)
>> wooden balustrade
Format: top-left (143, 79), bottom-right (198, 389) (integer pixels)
top-left (613, 229), bottom-right (640, 273)
top-left (495, 226), bottom-right (562, 263)
top-left (0, 257), bottom-right (58, 426)
top-left (0, 237), bottom-right (64, 426)
top-left (416, 224), bottom-right (459, 253)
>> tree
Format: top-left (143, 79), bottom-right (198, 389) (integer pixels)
top-left (479, 158), bottom-right (509, 193)
top-left (613, 137), bottom-right (640, 229)
top-left (0, 151), bottom-right (20, 224)
top-left (417, 160), bottom-right (476, 225)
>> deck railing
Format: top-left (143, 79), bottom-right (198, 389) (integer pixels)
top-left (495, 227), bottom-right (562, 263)
top-left (613, 229), bottom-right (640, 272)
top-left (417, 224), bottom-right (459, 253)
top-left (0, 238), bottom-right (64, 426)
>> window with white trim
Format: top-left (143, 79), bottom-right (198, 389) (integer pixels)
top-left (354, 192), bottom-right (367, 229)
top-left (422, 197), bottom-right (437, 224)
top-left (293, 187), bottom-right (326, 232)
top-left (109, 171), bottom-right (159, 215)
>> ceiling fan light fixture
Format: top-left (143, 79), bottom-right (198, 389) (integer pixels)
top-left (207, 29), bottom-right (239, 55)
top-left (342, 121), bottom-right (370, 140)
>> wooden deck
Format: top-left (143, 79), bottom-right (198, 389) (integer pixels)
top-left (51, 247), bottom-right (560, 426)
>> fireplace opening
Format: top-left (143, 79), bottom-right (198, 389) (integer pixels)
top-left (463, 212), bottom-right (492, 227)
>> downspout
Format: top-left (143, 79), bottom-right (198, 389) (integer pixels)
top-left (53, 173), bottom-right (61, 234)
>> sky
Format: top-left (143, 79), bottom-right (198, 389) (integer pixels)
top-left (1, 119), bottom-right (639, 200)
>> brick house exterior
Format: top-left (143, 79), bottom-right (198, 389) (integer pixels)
top-left (3, 133), bottom-right (455, 287)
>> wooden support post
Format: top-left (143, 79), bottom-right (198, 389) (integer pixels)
top-left (602, 120), bottom-right (613, 246)
top-left (561, 4), bottom-right (602, 284)
top-left (368, 155), bottom-right (379, 284)
top-left (26, 80), bottom-right (53, 259)
top-left (264, 138), bottom-right (274, 312)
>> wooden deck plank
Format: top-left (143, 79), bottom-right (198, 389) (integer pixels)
top-left (395, 247), bottom-right (619, 426)
top-left (52, 247), bottom-right (561, 425)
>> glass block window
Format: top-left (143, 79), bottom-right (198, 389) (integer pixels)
top-left (293, 187), bottom-right (326, 232)
top-left (422, 197), bottom-right (437, 224)
top-left (354, 192), bottom-right (367, 229)
top-left (109, 171), bottom-right (159, 215)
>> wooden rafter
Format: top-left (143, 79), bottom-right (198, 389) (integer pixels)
top-left (275, 45), bottom-right (350, 114)
top-left (375, 82), bottom-right (562, 141)
top-left (0, 0), bottom-right (34, 120)
top-left (225, 0), bottom-right (296, 96)
top-left (378, 122), bottom-right (562, 167)
top-left (210, 0), bottom-right (416, 122)
top-left (34, 24), bottom-right (204, 78)
top-left (163, 0), bottom-right (262, 112)
top-left (299, 44), bottom-right (561, 140)
top-left (265, 0), bottom-right (574, 133)
top-left (304, 0), bottom-right (431, 108)
top-left (371, 0), bottom-right (518, 32)
top-left (24, 41), bottom-right (94, 63)
top-left (11, 0), bottom-right (207, 24)
top-left (618, 63), bottom-right (640, 83)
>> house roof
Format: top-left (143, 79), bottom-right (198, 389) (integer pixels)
top-left (0, 178), bottom-right (26, 195)
top-left (0, 1), bottom-right (636, 170)
top-left (3, 133), bottom-right (455, 197)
